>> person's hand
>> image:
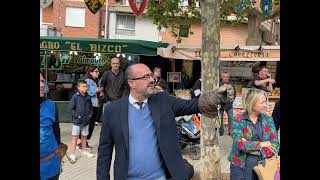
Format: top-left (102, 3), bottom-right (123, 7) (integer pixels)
top-left (154, 86), bottom-right (163, 93)
top-left (260, 141), bottom-right (272, 148)
top-left (268, 79), bottom-right (276, 84)
top-left (198, 91), bottom-right (220, 118)
top-left (96, 87), bottom-right (104, 93)
top-left (267, 73), bottom-right (271, 78)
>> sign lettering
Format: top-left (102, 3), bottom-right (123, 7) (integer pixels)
top-left (40, 41), bottom-right (60, 50)
top-left (232, 51), bottom-right (269, 58)
top-left (70, 43), bottom-right (82, 51)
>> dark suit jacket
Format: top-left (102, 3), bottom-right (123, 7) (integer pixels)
top-left (272, 99), bottom-right (280, 131)
top-left (97, 91), bottom-right (200, 180)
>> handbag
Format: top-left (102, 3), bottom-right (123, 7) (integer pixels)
top-left (56, 142), bottom-right (68, 161)
top-left (253, 146), bottom-right (280, 180)
top-left (40, 142), bottom-right (68, 163)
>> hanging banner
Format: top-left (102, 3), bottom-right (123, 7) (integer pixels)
top-left (40, 0), bottom-right (53, 9)
top-left (85, 0), bottom-right (105, 14)
top-left (129, 0), bottom-right (147, 16)
top-left (261, 0), bottom-right (273, 16)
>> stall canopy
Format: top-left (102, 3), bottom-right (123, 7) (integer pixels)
top-left (40, 36), bottom-right (168, 56)
top-left (157, 45), bottom-right (280, 61)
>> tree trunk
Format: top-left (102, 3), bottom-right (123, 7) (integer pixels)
top-left (200, 0), bottom-right (221, 179)
top-left (246, 9), bottom-right (262, 46)
top-left (246, 10), bottom-right (263, 45)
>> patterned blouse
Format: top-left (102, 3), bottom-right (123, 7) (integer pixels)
top-left (228, 112), bottom-right (280, 168)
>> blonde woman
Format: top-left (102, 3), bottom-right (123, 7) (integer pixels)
top-left (228, 88), bottom-right (279, 180)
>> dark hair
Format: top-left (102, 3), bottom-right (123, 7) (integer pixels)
top-left (40, 71), bottom-right (44, 78)
top-left (84, 65), bottom-right (98, 79)
top-left (259, 66), bottom-right (268, 71)
top-left (153, 66), bottom-right (161, 73)
top-left (77, 79), bottom-right (87, 86)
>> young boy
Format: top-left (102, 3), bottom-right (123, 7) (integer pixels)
top-left (69, 80), bottom-right (94, 162)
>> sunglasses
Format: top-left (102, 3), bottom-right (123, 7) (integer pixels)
top-left (130, 73), bottom-right (154, 80)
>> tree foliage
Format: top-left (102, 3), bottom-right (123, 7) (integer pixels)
top-left (146, 0), bottom-right (280, 43)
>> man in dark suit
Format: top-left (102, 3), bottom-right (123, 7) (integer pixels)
top-left (97, 63), bottom-right (220, 180)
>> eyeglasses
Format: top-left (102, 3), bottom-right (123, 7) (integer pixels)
top-left (130, 73), bottom-right (154, 80)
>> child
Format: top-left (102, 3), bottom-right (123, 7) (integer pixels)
top-left (69, 80), bottom-right (94, 162)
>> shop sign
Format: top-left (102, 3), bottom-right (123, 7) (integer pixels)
top-left (230, 51), bottom-right (269, 58)
top-left (40, 41), bottom-right (127, 54)
top-left (76, 56), bottom-right (107, 66)
top-left (40, 54), bottom-right (107, 70)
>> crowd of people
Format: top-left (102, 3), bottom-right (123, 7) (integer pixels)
top-left (40, 59), bottom-right (280, 180)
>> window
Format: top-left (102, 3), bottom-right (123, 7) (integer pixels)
top-left (179, 25), bottom-right (190, 37)
top-left (116, 14), bottom-right (135, 36)
top-left (65, 7), bottom-right (85, 27)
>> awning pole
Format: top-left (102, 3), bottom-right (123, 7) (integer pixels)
top-left (44, 50), bottom-right (48, 98)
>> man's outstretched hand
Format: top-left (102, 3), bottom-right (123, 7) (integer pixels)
top-left (198, 91), bottom-right (223, 118)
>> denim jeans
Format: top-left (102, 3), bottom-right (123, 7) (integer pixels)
top-left (219, 108), bottom-right (234, 135)
top-left (230, 155), bottom-right (260, 180)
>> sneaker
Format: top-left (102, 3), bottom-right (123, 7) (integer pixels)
top-left (81, 151), bottom-right (95, 158)
top-left (69, 154), bottom-right (76, 162)
top-left (77, 142), bottom-right (92, 150)
top-left (76, 144), bottom-right (81, 150)
top-left (86, 142), bottom-right (93, 150)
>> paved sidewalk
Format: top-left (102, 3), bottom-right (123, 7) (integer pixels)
top-left (59, 123), bottom-right (232, 180)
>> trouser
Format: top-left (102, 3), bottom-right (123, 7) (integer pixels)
top-left (230, 155), bottom-right (260, 180)
top-left (219, 108), bottom-right (234, 135)
top-left (95, 105), bottom-right (103, 123)
top-left (79, 107), bottom-right (99, 141)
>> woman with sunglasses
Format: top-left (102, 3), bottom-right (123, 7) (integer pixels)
top-left (228, 88), bottom-right (279, 180)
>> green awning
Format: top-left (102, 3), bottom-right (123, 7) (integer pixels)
top-left (40, 36), bottom-right (168, 56)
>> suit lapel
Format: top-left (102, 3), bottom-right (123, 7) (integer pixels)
top-left (120, 97), bottom-right (129, 152)
top-left (148, 96), bottom-right (161, 138)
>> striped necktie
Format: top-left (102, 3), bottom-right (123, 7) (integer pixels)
top-left (135, 102), bottom-right (144, 109)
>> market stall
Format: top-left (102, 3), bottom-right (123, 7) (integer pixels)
top-left (157, 45), bottom-right (280, 122)
top-left (40, 36), bottom-right (168, 122)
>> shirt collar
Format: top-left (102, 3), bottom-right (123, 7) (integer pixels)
top-left (129, 93), bottom-right (148, 106)
top-left (242, 112), bottom-right (263, 122)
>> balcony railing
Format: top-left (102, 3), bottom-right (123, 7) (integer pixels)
top-left (261, 18), bottom-right (280, 45)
